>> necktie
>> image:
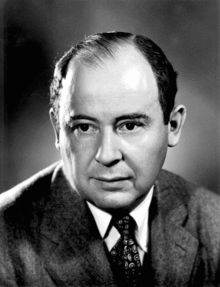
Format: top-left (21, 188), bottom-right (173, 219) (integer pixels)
top-left (110, 215), bottom-right (142, 287)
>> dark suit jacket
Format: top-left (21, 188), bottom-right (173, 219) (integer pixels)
top-left (0, 162), bottom-right (220, 287)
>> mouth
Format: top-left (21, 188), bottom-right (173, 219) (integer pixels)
top-left (94, 176), bottom-right (131, 182)
top-left (92, 176), bottom-right (132, 191)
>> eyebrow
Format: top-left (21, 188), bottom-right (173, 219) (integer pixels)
top-left (68, 114), bottom-right (98, 122)
top-left (115, 113), bottom-right (149, 123)
top-left (68, 113), bottom-right (149, 123)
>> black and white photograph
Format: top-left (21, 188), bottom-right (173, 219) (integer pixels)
top-left (0, 1), bottom-right (219, 286)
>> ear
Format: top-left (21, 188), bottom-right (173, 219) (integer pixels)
top-left (49, 108), bottom-right (60, 150)
top-left (168, 105), bottom-right (187, 147)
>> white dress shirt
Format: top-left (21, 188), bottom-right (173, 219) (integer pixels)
top-left (87, 186), bottom-right (154, 264)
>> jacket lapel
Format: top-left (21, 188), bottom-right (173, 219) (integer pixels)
top-left (40, 164), bottom-right (116, 287)
top-left (149, 171), bottom-right (199, 286)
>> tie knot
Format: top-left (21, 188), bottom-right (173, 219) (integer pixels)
top-left (112, 215), bottom-right (136, 237)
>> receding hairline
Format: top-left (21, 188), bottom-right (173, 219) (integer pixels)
top-left (75, 33), bottom-right (135, 65)
top-left (64, 40), bottom-right (153, 77)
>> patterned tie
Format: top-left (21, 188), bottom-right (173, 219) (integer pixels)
top-left (110, 215), bottom-right (142, 287)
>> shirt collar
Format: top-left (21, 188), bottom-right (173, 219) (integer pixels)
top-left (130, 186), bottom-right (154, 252)
top-left (87, 186), bottom-right (154, 252)
top-left (87, 201), bottom-right (112, 238)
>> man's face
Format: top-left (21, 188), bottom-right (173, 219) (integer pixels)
top-left (55, 45), bottom-right (169, 212)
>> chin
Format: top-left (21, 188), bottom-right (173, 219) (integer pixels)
top-left (93, 193), bottom-right (138, 213)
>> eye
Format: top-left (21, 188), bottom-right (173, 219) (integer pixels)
top-left (74, 123), bottom-right (98, 135)
top-left (124, 122), bottom-right (137, 130)
top-left (118, 121), bottom-right (143, 133)
top-left (78, 123), bottom-right (90, 132)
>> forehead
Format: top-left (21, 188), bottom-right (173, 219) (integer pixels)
top-left (60, 45), bottom-right (159, 119)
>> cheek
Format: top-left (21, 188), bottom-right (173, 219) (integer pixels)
top-left (60, 134), bottom-right (96, 171)
top-left (124, 132), bottom-right (168, 172)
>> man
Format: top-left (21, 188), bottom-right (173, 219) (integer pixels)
top-left (0, 32), bottom-right (220, 287)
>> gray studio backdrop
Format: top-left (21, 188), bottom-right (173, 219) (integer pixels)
top-left (1, 0), bottom-right (220, 193)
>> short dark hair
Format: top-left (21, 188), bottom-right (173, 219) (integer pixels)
top-left (50, 31), bottom-right (177, 125)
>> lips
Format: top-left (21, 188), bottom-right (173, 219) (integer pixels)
top-left (94, 176), bottom-right (131, 182)
top-left (92, 176), bottom-right (132, 191)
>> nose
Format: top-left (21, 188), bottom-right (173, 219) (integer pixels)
top-left (95, 128), bottom-right (123, 166)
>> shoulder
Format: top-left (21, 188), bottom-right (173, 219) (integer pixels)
top-left (157, 169), bottom-right (220, 210)
top-left (158, 169), bottom-right (220, 248)
top-left (0, 162), bottom-right (61, 212)
top-left (157, 169), bottom-right (220, 234)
